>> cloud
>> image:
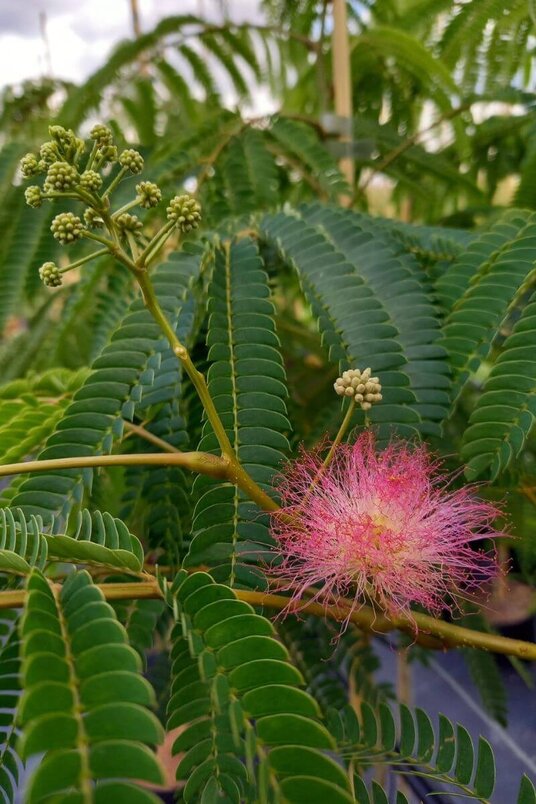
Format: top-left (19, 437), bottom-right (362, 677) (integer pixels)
top-left (0, 0), bottom-right (70, 37)
top-left (0, 0), bottom-right (264, 89)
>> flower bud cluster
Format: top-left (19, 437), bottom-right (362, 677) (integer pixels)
top-left (44, 161), bottom-right (79, 193)
top-left (51, 212), bottom-right (83, 245)
top-left (39, 141), bottom-right (58, 168)
top-left (39, 262), bottom-right (62, 288)
top-left (83, 208), bottom-right (103, 228)
top-left (334, 367), bottom-right (382, 411)
top-left (24, 186), bottom-right (42, 208)
top-left (136, 181), bottom-right (161, 208)
top-left (80, 170), bottom-right (102, 192)
top-left (89, 124), bottom-right (113, 146)
top-left (119, 149), bottom-right (144, 174)
top-left (116, 213), bottom-right (143, 234)
top-left (20, 153), bottom-right (40, 178)
top-left (167, 194), bottom-right (202, 232)
top-left (19, 122), bottom-right (203, 291)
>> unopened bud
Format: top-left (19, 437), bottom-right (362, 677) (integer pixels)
top-left (334, 367), bottom-right (382, 412)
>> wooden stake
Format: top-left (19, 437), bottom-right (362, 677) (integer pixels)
top-left (332, 0), bottom-right (354, 204)
top-left (129, 0), bottom-right (142, 38)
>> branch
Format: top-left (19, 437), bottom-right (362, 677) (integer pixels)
top-left (357, 102), bottom-right (472, 195)
top-left (0, 581), bottom-right (534, 660)
top-left (122, 420), bottom-right (181, 453)
top-left (0, 449), bottom-right (277, 513)
top-left (0, 451), bottom-right (228, 481)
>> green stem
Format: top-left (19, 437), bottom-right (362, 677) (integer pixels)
top-left (126, 231), bottom-right (140, 261)
top-left (0, 452), bottom-right (229, 481)
top-left (0, 450), bottom-right (275, 513)
top-left (82, 230), bottom-right (138, 272)
top-left (323, 397), bottom-right (355, 470)
top-left (43, 189), bottom-right (96, 207)
top-left (137, 220), bottom-right (176, 266)
top-left (128, 271), bottom-right (277, 512)
top-left (102, 166), bottom-right (128, 199)
top-left (302, 398), bottom-right (355, 504)
top-left (143, 227), bottom-right (176, 267)
top-left (85, 141), bottom-right (99, 172)
top-left (60, 247), bottom-right (109, 274)
top-left (135, 274), bottom-right (230, 451)
top-left (112, 198), bottom-right (140, 217)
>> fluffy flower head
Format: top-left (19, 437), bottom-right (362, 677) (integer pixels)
top-left (271, 433), bottom-right (502, 621)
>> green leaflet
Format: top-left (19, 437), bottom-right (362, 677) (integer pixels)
top-left (439, 0), bottom-right (530, 94)
top-left (118, 268), bottom-right (198, 563)
top-left (299, 204), bottom-right (450, 434)
top-left (269, 117), bottom-right (349, 199)
top-left (0, 371), bottom-right (85, 468)
top-left (209, 129), bottom-right (280, 222)
top-left (0, 612), bottom-right (22, 804)
top-left (47, 509), bottom-right (144, 572)
top-left (0, 197), bottom-right (58, 334)
top-left (0, 508), bottom-right (48, 574)
top-left (329, 700), bottom-right (499, 801)
top-left (18, 570), bottom-right (164, 802)
top-left (167, 570), bottom-right (353, 803)
top-left (462, 294), bottom-right (536, 479)
top-left (185, 238), bottom-right (290, 588)
top-left (439, 209), bottom-right (536, 399)
top-left (12, 250), bottom-right (201, 526)
top-left (260, 208), bottom-right (429, 440)
top-left (0, 507), bottom-right (144, 575)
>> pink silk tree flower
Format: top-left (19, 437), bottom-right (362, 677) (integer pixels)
top-left (270, 432), bottom-right (503, 623)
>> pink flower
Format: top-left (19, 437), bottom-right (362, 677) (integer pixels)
top-left (270, 432), bottom-right (502, 622)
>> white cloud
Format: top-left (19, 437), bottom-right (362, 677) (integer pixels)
top-left (0, 0), bottom-right (264, 87)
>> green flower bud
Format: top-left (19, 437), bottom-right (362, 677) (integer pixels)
top-left (136, 181), bottom-right (162, 208)
top-left (90, 123), bottom-right (113, 146)
top-left (49, 125), bottom-right (70, 145)
top-left (119, 149), bottom-right (144, 174)
top-left (20, 153), bottom-right (40, 178)
top-left (39, 261), bottom-right (62, 288)
top-left (40, 141), bottom-right (59, 166)
top-left (166, 194), bottom-right (202, 232)
top-left (80, 170), bottom-right (103, 192)
top-left (116, 213), bottom-right (143, 233)
top-left (20, 154), bottom-right (39, 179)
top-left (83, 208), bottom-right (104, 228)
top-left (25, 186), bottom-right (42, 208)
top-left (48, 125), bottom-right (81, 161)
top-left (44, 161), bottom-right (79, 193)
top-left (98, 145), bottom-right (118, 165)
top-left (51, 212), bottom-right (84, 245)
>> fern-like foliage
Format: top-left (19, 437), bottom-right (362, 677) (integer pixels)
top-left (185, 238), bottom-right (290, 588)
top-left (461, 293), bottom-right (536, 479)
top-left (260, 206), bottom-right (452, 439)
top-left (167, 570), bottom-right (354, 802)
top-left (439, 209), bottom-right (536, 401)
top-left (12, 251), bottom-right (201, 525)
top-left (331, 700), bottom-right (500, 801)
top-left (19, 570), bottom-right (164, 801)
top-left (0, 370), bottom-right (86, 475)
top-left (0, 612), bottom-right (22, 804)
top-left (0, 505), bottom-right (148, 579)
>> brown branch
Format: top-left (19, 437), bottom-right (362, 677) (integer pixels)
top-left (122, 421), bottom-right (181, 454)
top-left (2, 581), bottom-right (534, 660)
top-left (357, 102), bottom-right (472, 195)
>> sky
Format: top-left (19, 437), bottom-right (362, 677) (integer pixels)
top-left (0, 0), bottom-right (263, 89)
